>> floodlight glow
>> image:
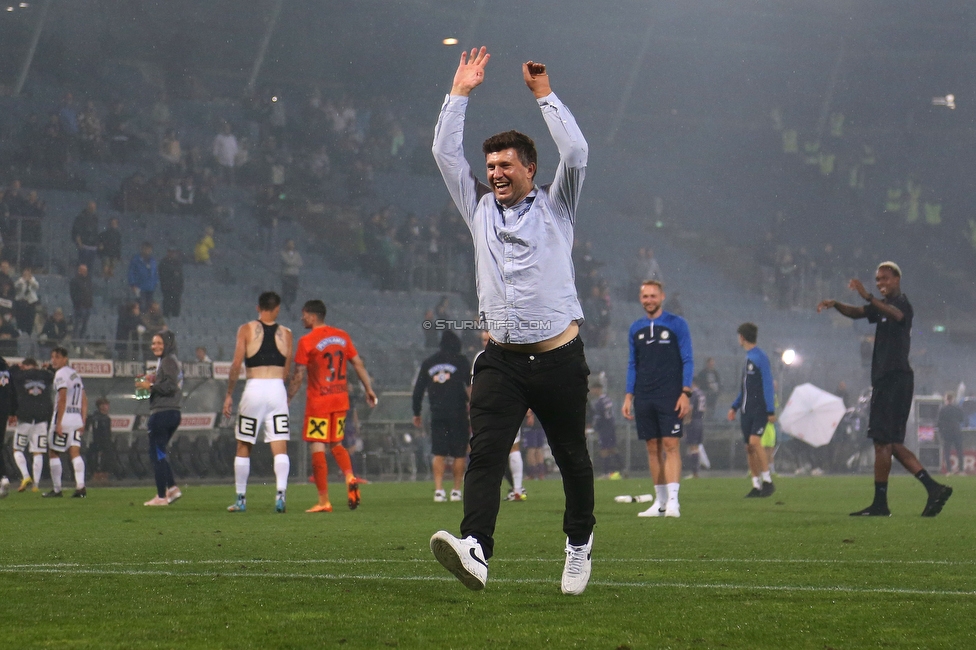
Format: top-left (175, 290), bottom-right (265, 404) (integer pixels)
top-left (6, 6), bottom-right (14, 11)
top-left (271, 96), bottom-right (278, 102)
top-left (19, 2), bottom-right (27, 6)
top-left (442, 38), bottom-right (458, 46)
top-left (781, 349), bottom-right (796, 366)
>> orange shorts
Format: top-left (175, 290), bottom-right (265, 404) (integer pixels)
top-left (303, 411), bottom-right (347, 444)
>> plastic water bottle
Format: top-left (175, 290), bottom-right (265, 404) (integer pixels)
top-left (134, 376), bottom-right (151, 400)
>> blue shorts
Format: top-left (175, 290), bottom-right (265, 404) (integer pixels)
top-left (635, 402), bottom-right (682, 440)
top-left (684, 418), bottom-right (704, 446)
top-left (522, 426), bottom-right (546, 449)
top-left (740, 412), bottom-right (767, 444)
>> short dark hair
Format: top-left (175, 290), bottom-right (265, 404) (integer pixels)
top-left (21, 357), bottom-right (37, 367)
top-left (737, 322), bottom-right (758, 344)
top-left (96, 397), bottom-right (110, 408)
top-left (482, 130), bottom-right (537, 173)
top-left (258, 291), bottom-right (281, 311)
top-left (51, 346), bottom-right (69, 359)
top-left (302, 299), bottom-right (327, 320)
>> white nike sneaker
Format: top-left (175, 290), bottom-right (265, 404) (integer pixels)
top-left (430, 531), bottom-right (488, 591)
top-left (665, 502), bottom-right (681, 518)
top-left (449, 490), bottom-right (462, 502)
top-left (433, 490), bottom-right (447, 503)
top-left (561, 533), bottom-right (593, 595)
top-left (637, 501), bottom-right (666, 517)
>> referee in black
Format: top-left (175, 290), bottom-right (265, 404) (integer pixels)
top-left (817, 261), bottom-right (952, 516)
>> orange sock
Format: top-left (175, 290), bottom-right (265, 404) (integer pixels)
top-left (312, 451), bottom-right (329, 498)
top-left (331, 444), bottom-right (354, 481)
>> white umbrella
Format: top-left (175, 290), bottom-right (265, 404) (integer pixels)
top-left (779, 383), bottom-right (846, 448)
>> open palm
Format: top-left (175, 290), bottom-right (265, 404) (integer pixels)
top-left (452, 46), bottom-right (490, 95)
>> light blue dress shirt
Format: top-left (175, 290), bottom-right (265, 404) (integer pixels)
top-left (432, 92), bottom-right (588, 344)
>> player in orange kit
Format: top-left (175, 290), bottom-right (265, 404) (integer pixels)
top-left (288, 299), bottom-right (377, 512)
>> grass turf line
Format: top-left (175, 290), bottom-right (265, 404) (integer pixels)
top-left (1, 475), bottom-right (974, 649)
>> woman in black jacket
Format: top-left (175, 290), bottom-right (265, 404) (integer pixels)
top-left (137, 330), bottom-right (183, 506)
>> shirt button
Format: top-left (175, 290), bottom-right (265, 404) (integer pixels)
top-left (529, 355), bottom-right (535, 361)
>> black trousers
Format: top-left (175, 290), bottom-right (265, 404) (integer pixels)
top-left (461, 337), bottom-right (594, 559)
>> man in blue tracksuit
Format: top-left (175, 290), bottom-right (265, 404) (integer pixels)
top-left (727, 322), bottom-right (776, 498)
top-left (622, 280), bottom-right (693, 517)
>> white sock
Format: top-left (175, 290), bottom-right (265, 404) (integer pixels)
top-left (234, 456), bottom-right (250, 495)
top-left (509, 450), bottom-right (523, 493)
top-left (14, 451), bottom-right (30, 480)
top-left (654, 484), bottom-right (667, 506)
top-left (273, 454), bottom-right (289, 494)
top-left (33, 455), bottom-right (44, 484)
top-left (72, 455), bottom-right (86, 489)
top-left (752, 475), bottom-right (761, 489)
top-left (667, 482), bottom-right (680, 504)
top-left (761, 471), bottom-right (771, 484)
top-left (50, 457), bottom-right (63, 492)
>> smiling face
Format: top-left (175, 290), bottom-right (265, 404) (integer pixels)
top-left (151, 334), bottom-right (165, 358)
top-left (875, 266), bottom-right (900, 298)
top-left (639, 282), bottom-right (665, 319)
top-left (485, 148), bottom-right (536, 208)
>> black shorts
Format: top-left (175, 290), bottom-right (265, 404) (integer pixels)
top-left (634, 401), bottom-right (682, 441)
top-left (684, 418), bottom-right (704, 446)
top-left (868, 371), bottom-right (914, 445)
top-left (430, 417), bottom-right (470, 458)
top-left (596, 425), bottom-right (617, 450)
top-left (740, 412), bottom-right (767, 444)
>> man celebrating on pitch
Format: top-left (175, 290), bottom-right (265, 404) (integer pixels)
top-left (818, 261), bottom-right (952, 516)
top-left (429, 47), bottom-right (595, 596)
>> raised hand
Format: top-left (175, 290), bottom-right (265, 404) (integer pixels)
top-left (848, 278), bottom-right (869, 299)
top-left (523, 60), bottom-right (552, 99)
top-left (816, 299), bottom-right (835, 313)
top-left (451, 46), bottom-right (490, 97)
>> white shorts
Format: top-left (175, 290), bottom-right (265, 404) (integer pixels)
top-left (235, 378), bottom-right (290, 444)
top-left (14, 421), bottom-right (49, 453)
top-left (49, 413), bottom-right (85, 453)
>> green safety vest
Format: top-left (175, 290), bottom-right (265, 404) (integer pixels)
top-left (803, 141), bottom-right (820, 164)
top-left (885, 188), bottom-right (902, 213)
top-left (819, 153), bottom-right (835, 176)
top-left (829, 113), bottom-right (845, 138)
top-left (782, 129), bottom-right (798, 154)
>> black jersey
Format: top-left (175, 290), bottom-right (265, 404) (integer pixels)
top-left (412, 332), bottom-right (471, 421)
top-left (10, 366), bottom-right (55, 423)
top-left (865, 293), bottom-right (912, 384)
top-left (0, 357), bottom-right (11, 417)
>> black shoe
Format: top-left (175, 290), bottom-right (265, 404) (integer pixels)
top-left (42, 490), bottom-right (63, 498)
top-left (71, 487), bottom-right (87, 499)
top-left (921, 485), bottom-right (953, 517)
top-left (745, 487), bottom-right (762, 498)
top-left (850, 504), bottom-right (891, 517)
top-left (759, 481), bottom-right (776, 497)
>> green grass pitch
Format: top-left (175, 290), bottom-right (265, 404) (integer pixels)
top-left (2, 475), bottom-right (975, 649)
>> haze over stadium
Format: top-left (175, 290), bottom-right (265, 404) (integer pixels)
top-left (1, 0), bottom-right (975, 646)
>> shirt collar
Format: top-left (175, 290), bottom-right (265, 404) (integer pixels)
top-left (495, 188), bottom-right (538, 214)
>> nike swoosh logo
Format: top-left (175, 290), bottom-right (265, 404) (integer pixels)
top-left (468, 548), bottom-right (488, 569)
